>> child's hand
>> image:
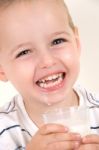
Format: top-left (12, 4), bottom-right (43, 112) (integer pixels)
top-left (77, 134), bottom-right (99, 150)
top-left (26, 124), bottom-right (81, 150)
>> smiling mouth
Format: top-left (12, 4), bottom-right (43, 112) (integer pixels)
top-left (36, 72), bottom-right (65, 89)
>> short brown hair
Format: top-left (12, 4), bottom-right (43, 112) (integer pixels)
top-left (63, 1), bottom-right (75, 31)
top-left (0, 0), bottom-right (75, 30)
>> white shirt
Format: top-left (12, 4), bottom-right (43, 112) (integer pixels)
top-left (0, 85), bottom-right (99, 150)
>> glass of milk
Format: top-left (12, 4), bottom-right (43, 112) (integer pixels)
top-left (42, 106), bottom-right (91, 136)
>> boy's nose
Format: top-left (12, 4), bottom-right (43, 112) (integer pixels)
top-left (38, 51), bottom-right (57, 69)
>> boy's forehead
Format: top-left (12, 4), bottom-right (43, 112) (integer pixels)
top-left (0, 0), bottom-right (69, 50)
top-left (0, 0), bottom-right (68, 19)
top-left (0, 0), bottom-right (68, 27)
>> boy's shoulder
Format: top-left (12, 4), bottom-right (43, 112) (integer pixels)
top-left (0, 95), bottom-right (20, 125)
top-left (0, 94), bottom-right (25, 130)
top-left (0, 95), bottom-right (28, 141)
top-left (0, 95), bottom-right (37, 149)
top-left (0, 95), bottom-right (29, 150)
top-left (74, 84), bottom-right (99, 107)
top-left (0, 95), bottom-right (20, 115)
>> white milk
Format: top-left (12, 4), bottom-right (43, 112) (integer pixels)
top-left (43, 106), bottom-right (91, 136)
top-left (70, 124), bottom-right (91, 136)
top-left (50, 119), bottom-right (91, 136)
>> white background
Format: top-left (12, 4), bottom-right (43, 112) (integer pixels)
top-left (66, 0), bottom-right (99, 92)
top-left (0, 0), bottom-right (99, 106)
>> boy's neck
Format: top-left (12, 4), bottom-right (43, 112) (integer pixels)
top-left (24, 89), bottom-right (79, 128)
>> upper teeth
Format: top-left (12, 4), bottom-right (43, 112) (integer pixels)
top-left (39, 73), bottom-right (62, 83)
top-left (37, 73), bottom-right (64, 89)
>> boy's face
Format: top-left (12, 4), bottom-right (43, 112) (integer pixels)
top-left (0, 0), bottom-right (81, 105)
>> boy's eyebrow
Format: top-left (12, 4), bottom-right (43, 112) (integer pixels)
top-left (52, 31), bottom-right (71, 36)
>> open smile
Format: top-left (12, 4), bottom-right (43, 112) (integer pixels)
top-left (36, 72), bottom-right (66, 91)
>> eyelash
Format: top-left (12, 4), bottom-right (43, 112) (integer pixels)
top-left (16, 49), bottom-right (31, 58)
top-left (52, 38), bottom-right (67, 46)
top-left (15, 38), bottom-right (67, 58)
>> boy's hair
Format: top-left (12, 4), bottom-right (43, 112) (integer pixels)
top-left (0, 0), bottom-right (75, 31)
top-left (63, 2), bottom-right (75, 31)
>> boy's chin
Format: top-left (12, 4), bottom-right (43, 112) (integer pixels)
top-left (39, 94), bottom-right (66, 106)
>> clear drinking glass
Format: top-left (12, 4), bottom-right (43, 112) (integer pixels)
top-left (42, 106), bottom-right (91, 136)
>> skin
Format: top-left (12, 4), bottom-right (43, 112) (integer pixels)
top-left (0, 0), bottom-right (99, 149)
top-left (0, 0), bottom-right (81, 113)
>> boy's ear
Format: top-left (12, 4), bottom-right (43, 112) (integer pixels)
top-left (74, 26), bottom-right (81, 52)
top-left (0, 65), bottom-right (8, 82)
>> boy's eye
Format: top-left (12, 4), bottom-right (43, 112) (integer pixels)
top-left (16, 49), bottom-right (31, 58)
top-left (52, 38), bottom-right (66, 46)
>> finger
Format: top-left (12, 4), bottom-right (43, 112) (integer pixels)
top-left (82, 134), bottom-right (99, 144)
top-left (78, 144), bottom-right (99, 150)
top-left (39, 124), bottom-right (68, 135)
top-left (48, 141), bottom-right (81, 150)
top-left (47, 132), bottom-right (81, 144)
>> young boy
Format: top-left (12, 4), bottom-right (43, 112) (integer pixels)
top-left (0, 0), bottom-right (99, 149)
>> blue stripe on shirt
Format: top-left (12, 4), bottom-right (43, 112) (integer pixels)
top-left (0, 125), bottom-right (31, 137)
